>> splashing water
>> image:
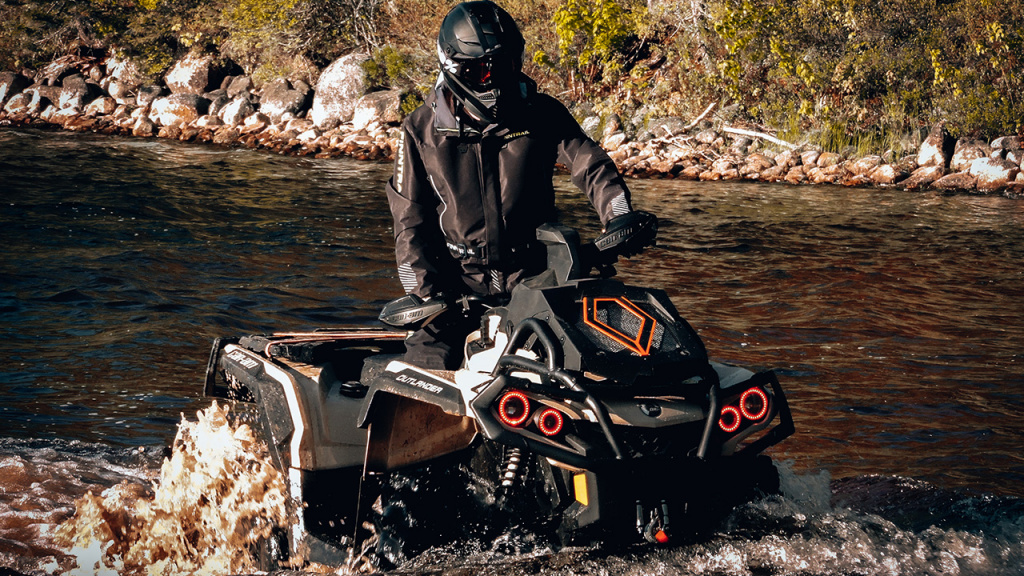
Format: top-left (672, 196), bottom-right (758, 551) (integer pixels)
top-left (54, 401), bottom-right (295, 575)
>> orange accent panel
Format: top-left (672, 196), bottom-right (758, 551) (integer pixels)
top-left (582, 296), bottom-right (657, 356)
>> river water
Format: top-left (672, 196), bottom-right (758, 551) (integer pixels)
top-left (1, 127), bottom-right (1023, 575)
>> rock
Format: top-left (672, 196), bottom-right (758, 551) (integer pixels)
top-left (150, 93), bottom-right (209, 126)
top-left (260, 78), bottom-right (312, 123)
top-left (992, 136), bottom-right (1021, 150)
top-left (918, 123), bottom-right (955, 168)
top-left (352, 89), bottom-right (403, 129)
top-left (195, 114), bottom-right (223, 128)
top-left (869, 164), bottom-right (908, 185)
top-left (1007, 150), bottom-right (1022, 166)
top-left (132, 117), bottom-right (156, 137)
top-left (602, 132), bottom-right (627, 151)
top-left (580, 116), bottom-right (601, 140)
top-left (931, 172), bottom-right (977, 191)
top-left (38, 55), bottom-right (86, 86)
top-left (694, 129), bottom-right (718, 145)
top-left (165, 53), bottom-right (221, 94)
top-left (950, 139), bottom-right (991, 171)
top-left (204, 89), bottom-right (229, 117)
top-left (311, 53), bottom-right (371, 128)
top-left (4, 89), bottom-right (49, 115)
top-left (784, 166), bottom-right (805, 184)
top-left (969, 157), bottom-right (1020, 192)
top-left (106, 55), bottom-right (144, 88)
top-left (743, 153), bottom-right (775, 173)
top-left (603, 114), bottom-right (622, 138)
top-left (107, 78), bottom-right (135, 104)
top-left (848, 155), bottom-right (882, 176)
top-left (800, 150), bottom-right (820, 167)
top-left (817, 152), bottom-right (843, 167)
top-left (647, 117), bottom-right (687, 139)
top-left (213, 126), bottom-right (241, 146)
top-left (84, 96), bottom-right (116, 116)
top-left (226, 75), bottom-right (254, 99)
top-left (137, 85), bottom-right (167, 107)
top-left (760, 165), bottom-right (787, 182)
top-left (242, 112), bottom-right (270, 134)
top-left (220, 97), bottom-right (255, 126)
top-left (58, 75), bottom-right (103, 111)
top-left (902, 165), bottom-right (945, 190)
top-left (0, 72), bottom-right (31, 107)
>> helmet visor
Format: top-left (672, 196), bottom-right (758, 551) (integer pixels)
top-left (455, 54), bottom-right (517, 91)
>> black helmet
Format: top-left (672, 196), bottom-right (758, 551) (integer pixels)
top-left (437, 1), bottom-right (526, 125)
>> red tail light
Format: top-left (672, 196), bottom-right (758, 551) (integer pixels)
top-left (740, 387), bottom-right (769, 421)
top-left (536, 408), bottom-right (564, 436)
top-left (498, 390), bottom-right (531, 427)
top-left (718, 406), bottom-right (741, 433)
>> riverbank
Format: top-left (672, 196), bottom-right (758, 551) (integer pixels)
top-left (2, 53), bottom-right (1022, 197)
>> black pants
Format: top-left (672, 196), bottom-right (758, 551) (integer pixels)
top-left (403, 310), bottom-right (481, 370)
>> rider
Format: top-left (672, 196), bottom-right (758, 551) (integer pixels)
top-left (385, 0), bottom-right (641, 369)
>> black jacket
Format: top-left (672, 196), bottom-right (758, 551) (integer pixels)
top-left (385, 81), bottom-right (632, 298)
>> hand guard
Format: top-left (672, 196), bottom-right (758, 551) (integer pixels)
top-left (594, 210), bottom-right (658, 258)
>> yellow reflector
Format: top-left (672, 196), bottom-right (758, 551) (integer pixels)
top-left (573, 473), bottom-right (589, 506)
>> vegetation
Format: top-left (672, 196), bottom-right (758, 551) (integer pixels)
top-left (1, 0), bottom-right (1020, 150)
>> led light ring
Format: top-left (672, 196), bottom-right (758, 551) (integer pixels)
top-left (498, 390), bottom-right (531, 427)
top-left (718, 405), bottom-right (741, 433)
top-left (536, 408), bottom-right (564, 436)
top-left (740, 387), bottom-right (770, 421)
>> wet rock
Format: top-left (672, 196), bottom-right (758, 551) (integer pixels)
top-left (0, 71), bottom-right (31, 107)
top-left (774, 150), bottom-right (799, 171)
top-left (84, 96), bottom-right (117, 116)
top-left (132, 117), bottom-right (156, 137)
top-left (241, 112), bottom-right (270, 134)
top-left (205, 89), bottom-right (229, 117)
top-left (784, 166), bottom-right (806, 184)
top-left (4, 89), bottom-right (48, 115)
top-left (352, 89), bottom-right (402, 129)
top-left (869, 164), bottom-right (908, 185)
top-left (902, 165), bottom-right (945, 190)
top-left (196, 114), bottom-right (223, 128)
top-left (817, 152), bottom-right (844, 167)
top-left (213, 126), bottom-right (241, 146)
top-left (311, 53), bottom-right (370, 128)
top-left (760, 165), bottom-right (787, 182)
top-left (137, 85), bottom-right (167, 108)
top-left (848, 155), bottom-right (882, 177)
top-left (918, 123), bottom-right (955, 168)
top-left (219, 97), bottom-right (255, 126)
top-left (932, 171), bottom-right (977, 191)
top-left (800, 150), bottom-right (820, 167)
top-left (969, 157), bottom-right (1020, 192)
top-left (150, 93), bottom-right (209, 126)
top-left (950, 139), bottom-right (991, 172)
top-left (260, 78), bottom-right (311, 123)
top-left (743, 153), bottom-right (775, 173)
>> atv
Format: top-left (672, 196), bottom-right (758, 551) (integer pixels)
top-left (202, 212), bottom-right (794, 568)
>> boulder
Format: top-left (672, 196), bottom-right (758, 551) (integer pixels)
top-left (918, 123), bottom-right (955, 168)
top-left (694, 128), bottom-right (718, 145)
top-left (137, 85), bottom-right (167, 107)
top-left (165, 53), bottom-right (229, 94)
top-left (219, 97), bottom-right (254, 126)
top-left (106, 55), bottom-right (143, 85)
top-left (647, 117), bottom-right (687, 139)
top-left (84, 96), bottom-right (117, 116)
top-left (150, 93), bottom-right (209, 126)
top-left (311, 53), bottom-right (371, 128)
top-left (580, 116), bottom-right (601, 140)
top-left (107, 78), bottom-right (135, 104)
top-left (848, 155), bottom-right (882, 177)
top-left (602, 132), bottom-right (627, 151)
top-left (869, 164), bottom-right (908, 185)
top-left (58, 75), bottom-right (103, 110)
top-left (0, 72), bottom-right (31, 107)
top-left (817, 152), bottom-right (844, 167)
top-left (950, 139), bottom-right (991, 172)
top-left (352, 89), bottom-right (403, 129)
top-left (991, 136), bottom-right (1021, 151)
top-left (4, 88), bottom-right (50, 115)
top-left (133, 117), bottom-right (156, 137)
top-left (204, 89), bottom-right (230, 117)
top-left (969, 157), bottom-right (1020, 192)
top-left (226, 75), bottom-right (254, 100)
top-left (800, 150), bottom-right (820, 167)
top-left (931, 172), bottom-right (977, 191)
top-left (902, 165), bottom-right (945, 190)
top-left (38, 55), bottom-right (85, 86)
top-left (260, 78), bottom-right (311, 123)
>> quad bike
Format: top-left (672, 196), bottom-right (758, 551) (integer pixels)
top-left (202, 212), bottom-right (794, 568)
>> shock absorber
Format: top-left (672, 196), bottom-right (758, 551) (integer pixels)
top-left (500, 447), bottom-right (522, 488)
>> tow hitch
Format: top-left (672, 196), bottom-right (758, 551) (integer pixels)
top-left (637, 500), bottom-right (671, 544)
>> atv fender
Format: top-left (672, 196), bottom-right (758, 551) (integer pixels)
top-left (358, 359), bottom-right (479, 472)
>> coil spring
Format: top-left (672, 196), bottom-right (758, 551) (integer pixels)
top-left (500, 447), bottom-right (522, 488)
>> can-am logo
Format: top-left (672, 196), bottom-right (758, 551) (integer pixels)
top-left (226, 349), bottom-right (259, 369)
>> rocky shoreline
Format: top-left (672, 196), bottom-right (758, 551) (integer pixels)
top-left (2, 52), bottom-right (1022, 196)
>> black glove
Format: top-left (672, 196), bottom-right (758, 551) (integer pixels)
top-left (594, 210), bottom-right (658, 257)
